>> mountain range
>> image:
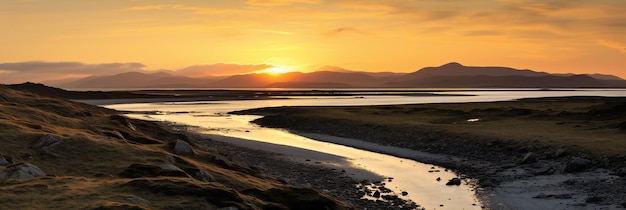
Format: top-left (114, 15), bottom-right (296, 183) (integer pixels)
top-left (48, 62), bottom-right (626, 89)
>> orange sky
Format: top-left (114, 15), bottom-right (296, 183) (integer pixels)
top-left (1, 0), bottom-right (625, 83)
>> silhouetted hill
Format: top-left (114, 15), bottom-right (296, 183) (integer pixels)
top-left (398, 62), bottom-right (550, 81)
top-left (386, 75), bottom-right (618, 88)
top-left (208, 71), bottom-right (389, 88)
top-left (58, 72), bottom-right (217, 88)
top-left (50, 63), bottom-right (626, 88)
top-left (6, 82), bottom-right (153, 99)
top-left (386, 63), bottom-right (626, 88)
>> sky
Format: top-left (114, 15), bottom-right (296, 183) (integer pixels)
top-left (1, 0), bottom-right (625, 83)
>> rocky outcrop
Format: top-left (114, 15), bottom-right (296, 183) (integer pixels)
top-left (173, 140), bottom-right (195, 156)
top-left (32, 134), bottom-right (62, 157)
top-left (520, 152), bottom-right (539, 164)
top-left (194, 170), bottom-right (216, 182)
top-left (564, 157), bottom-right (592, 173)
top-left (0, 155), bottom-right (11, 166)
top-left (445, 178), bottom-right (461, 185)
top-left (0, 163), bottom-right (46, 181)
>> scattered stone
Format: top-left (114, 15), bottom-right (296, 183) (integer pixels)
top-left (534, 166), bottom-right (556, 175)
top-left (0, 163), bottom-right (46, 181)
top-left (445, 178), bottom-right (461, 186)
top-left (126, 196), bottom-right (151, 205)
top-left (564, 157), bottom-right (592, 173)
top-left (552, 148), bottom-right (567, 158)
top-left (436, 177), bottom-right (441, 182)
top-left (373, 190), bottom-right (381, 198)
top-left (173, 139), bottom-right (195, 156)
top-left (521, 152), bottom-right (539, 164)
top-left (165, 155), bottom-right (176, 163)
top-left (585, 196), bottom-right (603, 204)
top-left (32, 134), bottom-right (63, 157)
top-left (533, 193), bottom-right (571, 199)
top-left (159, 164), bottom-right (185, 172)
top-left (194, 170), bottom-right (216, 182)
top-left (616, 167), bottom-right (626, 177)
top-left (0, 155), bottom-right (10, 166)
top-left (401, 191), bottom-right (408, 196)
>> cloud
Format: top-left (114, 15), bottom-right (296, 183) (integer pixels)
top-left (174, 63), bottom-right (274, 77)
top-left (325, 27), bottom-right (367, 37)
top-left (246, 0), bottom-right (323, 7)
top-left (0, 61), bottom-right (148, 84)
top-left (0, 61), bottom-right (146, 74)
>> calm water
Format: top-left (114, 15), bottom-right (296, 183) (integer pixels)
top-left (103, 89), bottom-right (626, 209)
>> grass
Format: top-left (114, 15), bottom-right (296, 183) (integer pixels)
top-left (237, 97), bottom-right (626, 157)
top-left (0, 85), bottom-right (352, 210)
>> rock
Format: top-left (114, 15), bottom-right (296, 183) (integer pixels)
top-left (585, 196), bottom-right (603, 204)
top-left (615, 167), bottom-right (626, 177)
top-left (521, 152), bottom-right (539, 164)
top-left (445, 178), bottom-right (461, 186)
top-left (564, 157), bottom-right (592, 173)
top-left (436, 177), bottom-right (441, 182)
top-left (165, 155), bottom-right (177, 163)
top-left (534, 166), bottom-right (556, 175)
top-left (32, 134), bottom-right (62, 157)
top-left (173, 140), bottom-right (195, 156)
top-left (0, 155), bottom-right (10, 166)
top-left (372, 190), bottom-right (381, 198)
top-left (194, 170), bottom-right (216, 182)
top-left (401, 191), bottom-right (408, 196)
top-left (0, 163), bottom-right (46, 181)
top-left (159, 164), bottom-right (186, 172)
top-left (552, 148), bottom-right (567, 158)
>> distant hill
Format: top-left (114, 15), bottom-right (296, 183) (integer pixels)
top-left (51, 63), bottom-right (626, 88)
top-left (385, 62), bottom-right (626, 88)
top-left (6, 82), bottom-right (154, 99)
top-left (58, 72), bottom-right (218, 88)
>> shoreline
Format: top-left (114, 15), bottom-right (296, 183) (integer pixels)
top-left (167, 123), bottom-right (421, 210)
top-left (233, 98), bottom-right (626, 209)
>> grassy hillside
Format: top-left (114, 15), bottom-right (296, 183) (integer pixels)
top-left (0, 85), bottom-right (351, 210)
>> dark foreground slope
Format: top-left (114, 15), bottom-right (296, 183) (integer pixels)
top-left (0, 85), bottom-right (352, 210)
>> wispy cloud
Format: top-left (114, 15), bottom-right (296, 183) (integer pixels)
top-left (0, 61), bottom-right (149, 84)
top-left (246, 0), bottom-right (323, 7)
top-left (325, 27), bottom-right (367, 37)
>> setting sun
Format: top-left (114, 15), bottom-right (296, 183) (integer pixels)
top-left (261, 67), bottom-right (293, 75)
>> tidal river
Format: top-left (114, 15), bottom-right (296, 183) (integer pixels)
top-left (101, 89), bottom-right (626, 209)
